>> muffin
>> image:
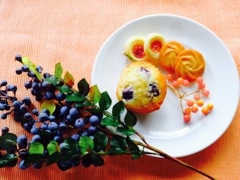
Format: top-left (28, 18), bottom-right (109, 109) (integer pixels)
top-left (116, 61), bottom-right (167, 114)
top-left (159, 41), bottom-right (185, 73)
top-left (175, 49), bottom-right (205, 82)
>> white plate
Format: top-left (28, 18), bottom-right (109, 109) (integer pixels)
top-left (91, 14), bottom-right (239, 157)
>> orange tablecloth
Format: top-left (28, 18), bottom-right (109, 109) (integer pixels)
top-left (0, 1), bottom-right (239, 179)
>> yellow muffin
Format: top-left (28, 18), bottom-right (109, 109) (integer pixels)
top-left (175, 49), bottom-right (205, 82)
top-left (116, 61), bottom-right (167, 114)
top-left (159, 41), bottom-right (185, 73)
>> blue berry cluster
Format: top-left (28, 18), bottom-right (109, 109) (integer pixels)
top-left (0, 55), bottom-right (103, 170)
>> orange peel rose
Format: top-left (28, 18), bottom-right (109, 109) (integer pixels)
top-left (174, 49), bottom-right (205, 82)
top-left (159, 41), bottom-right (185, 73)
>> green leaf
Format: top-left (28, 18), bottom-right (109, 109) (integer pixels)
top-left (66, 92), bottom-right (84, 102)
top-left (126, 137), bottom-right (140, 159)
top-left (107, 148), bottom-right (127, 155)
top-left (92, 155), bottom-right (104, 166)
top-left (112, 101), bottom-right (125, 118)
top-left (0, 154), bottom-right (18, 168)
top-left (116, 127), bottom-right (135, 136)
top-left (99, 91), bottom-right (112, 110)
top-left (77, 78), bottom-right (90, 96)
top-left (47, 141), bottom-right (59, 155)
top-left (89, 85), bottom-right (101, 104)
top-left (58, 85), bottom-right (73, 94)
top-left (124, 109), bottom-right (137, 127)
top-left (22, 56), bottom-right (42, 81)
top-left (54, 62), bottom-right (63, 79)
top-left (93, 132), bottom-right (108, 152)
top-left (44, 76), bottom-right (60, 85)
top-left (60, 138), bottom-right (78, 156)
top-left (110, 135), bottom-right (127, 150)
top-left (29, 142), bottom-right (44, 155)
top-left (41, 100), bottom-right (56, 115)
top-left (64, 71), bottom-right (74, 87)
top-left (101, 116), bottom-right (120, 127)
top-left (79, 136), bottom-right (94, 155)
top-left (0, 133), bottom-right (17, 152)
top-left (24, 154), bottom-right (43, 165)
top-left (46, 152), bottom-right (61, 166)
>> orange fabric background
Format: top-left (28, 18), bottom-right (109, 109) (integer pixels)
top-left (0, 0), bottom-right (239, 179)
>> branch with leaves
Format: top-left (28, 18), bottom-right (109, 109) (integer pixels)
top-left (0, 56), bottom-right (216, 179)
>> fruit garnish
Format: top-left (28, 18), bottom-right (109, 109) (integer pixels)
top-left (144, 33), bottom-right (166, 65)
top-left (124, 36), bottom-right (147, 61)
top-left (167, 74), bottom-right (214, 123)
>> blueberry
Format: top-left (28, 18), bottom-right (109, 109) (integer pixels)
top-left (58, 160), bottom-right (72, 171)
top-left (88, 126), bottom-right (97, 135)
top-left (21, 65), bottom-right (29, 72)
top-left (43, 72), bottom-right (50, 79)
top-left (30, 124), bottom-right (39, 134)
top-left (19, 149), bottom-right (29, 159)
top-left (149, 83), bottom-right (159, 97)
top-left (66, 115), bottom-right (73, 123)
top-left (18, 160), bottom-right (30, 170)
top-left (36, 66), bottom-right (43, 73)
top-left (75, 118), bottom-right (85, 128)
top-left (6, 84), bottom-right (17, 94)
top-left (60, 106), bottom-right (69, 117)
top-left (15, 54), bottom-right (22, 62)
top-left (81, 131), bottom-right (89, 137)
top-left (35, 94), bottom-right (43, 102)
top-left (0, 80), bottom-right (7, 86)
top-left (32, 134), bottom-right (41, 142)
top-left (17, 135), bottom-right (28, 149)
top-left (48, 122), bottom-right (58, 131)
top-left (15, 68), bottom-right (22, 75)
top-left (69, 107), bottom-right (78, 119)
top-left (0, 103), bottom-right (5, 111)
top-left (22, 97), bottom-right (31, 105)
top-left (59, 122), bottom-right (67, 129)
top-left (71, 134), bottom-right (80, 141)
top-left (32, 162), bottom-right (42, 169)
top-left (53, 135), bottom-right (61, 142)
top-left (32, 82), bottom-right (40, 89)
top-left (24, 112), bottom-right (32, 120)
top-left (89, 115), bottom-right (100, 125)
top-left (1, 126), bottom-right (9, 134)
top-left (44, 91), bottom-right (55, 100)
top-left (56, 92), bottom-right (66, 101)
top-left (38, 112), bottom-right (49, 122)
top-left (23, 123), bottom-right (30, 131)
top-left (122, 87), bottom-right (133, 100)
top-left (32, 109), bottom-right (39, 116)
top-left (27, 71), bottom-right (35, 77)
top-left (13, 100), bottom-right (22, 108)
top-left (40, 123), bottom-right (48, 130)
top-left (1, 114), bottom-right (7, 119)
top-left (41, 81), bottom-right (49, 88)
top-left (20, 104), bottom-right (27, 113)
top-left (42, 109), bottom-right (50, 116)
top-left (48, 115), bottom-right (56, 121)
top-left (71, 156), bottom-right (80, 167)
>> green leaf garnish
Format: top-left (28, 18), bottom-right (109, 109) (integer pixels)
top-left (92, 155), bottom-right (104, 166)
top-left (41, 100), bottom-right (56, 115)
top-left (79, 136), bottom-right (94, 155)
top-left (112, 101), bottom-right (124, 118)
top-left (46, 152), bottom-right (61, 166)
top-left (0, 133), bottom-right (17, 152)
top-left (101, 116), bottom-right (120, 127)
top-left (89, 85), bottom-right (101, 104)
top-left (116, 127), bottom-right (135, 136)
top-left (44, 75), bottom-right (60, 85)
top-left (29, 142), bottom-right (44, 155)
top-left (0, 154), bottom-right (18, 168)
top-left (77, 78), bottom-right (90, 96)
top-left (124, 109), bottom-right (137, 127)
top-left (54, 62), bottom-right (63, 79)
top-left (22, 56), bottom-right (42, 81)
top-left (93, 132), bottom-right (108, 152)
top-left (64, 71), bottom-right (74, 87)
top-left (47, 141), bottom-right (59, 155)
top-left (66, 92), bottom-right (84, 102)
top-left (99, 91), bottom-right (112, 110)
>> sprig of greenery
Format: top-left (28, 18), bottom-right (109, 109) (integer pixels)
top-left (0, 57), bottom-right (216, 180)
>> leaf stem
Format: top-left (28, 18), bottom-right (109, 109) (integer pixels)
top-left (134, 140), bottom-right (217, 180)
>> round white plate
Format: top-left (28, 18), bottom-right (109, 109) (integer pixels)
top-left (91, 14), bottom-right (239, 157)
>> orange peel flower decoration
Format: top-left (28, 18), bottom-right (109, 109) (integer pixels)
top-left (159, 41), bottom-right (185, 73)
top-left (174, 49), bottom-right (205, 82)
